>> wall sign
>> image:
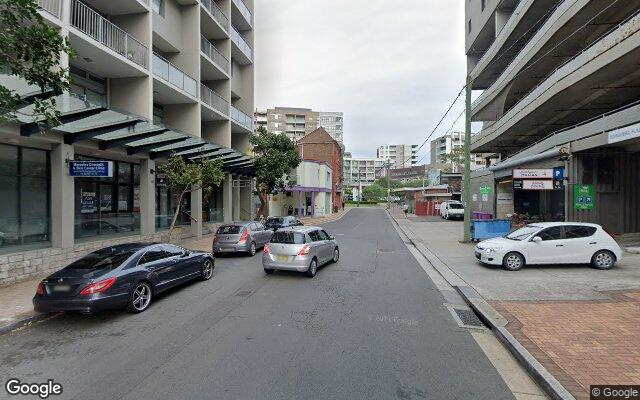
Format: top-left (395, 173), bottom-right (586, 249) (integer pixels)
top-left (522, 180), bottom-right (554, 190)
top-left (513, 179), bottom-right (523, 190)
top-left (513, 169), bottom-right (553, 179)
top-left (608, 122), bottom-right (640, 144)
top-left (574, 185), bottom-right (595, 210)
top-left (553, 167), bottom-right (565, 180)
top-left (69, 161), bottom-right (114, 177)
top-left (479, 186), bottom-right (492, 195)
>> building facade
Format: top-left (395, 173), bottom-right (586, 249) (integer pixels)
top-left (377, 165), bottom-right (427, 183)
top-left (268, 160), bottom-right (333, 217)
top-left (377, 144), bottom-right (418, 168)
top-left (255, 107), bottom-right (344, 145)
top-left (343, 157), bottom-right (386, 188)
top-left (0, 0), bottom-right (256, 285)
top-left (430, 132), bottom-right (485, 170)
top-left (466, 0), bottom-right (640, 235)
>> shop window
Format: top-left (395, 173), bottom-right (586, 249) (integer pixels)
top-left (597, 156), bottom-right (615, 185)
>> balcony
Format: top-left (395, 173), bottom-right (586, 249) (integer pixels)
top-left (231, 26), bottom-right (252, 64)
top-left (70, 0), bottom-right (148, 75)
top-left (200, 0), bottom-right (229, 39)
top-left (200, 84), bottom-right (229, 120)
top-left (231, 0), bottom-right (252, 30)
top-left (230, 105), bottom-right (253, 132)
top-left (200, 36), bottom-right (230, 79)
top-left (37, 0), bottom-right (63, 19)
top-left (152, 53), bottom-right (197, 102)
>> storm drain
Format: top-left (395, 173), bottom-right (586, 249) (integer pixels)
top-left (447, 305), bottom-right (488, 330)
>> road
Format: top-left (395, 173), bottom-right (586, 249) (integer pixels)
top-left (0, 208), bottom-right (514, 400)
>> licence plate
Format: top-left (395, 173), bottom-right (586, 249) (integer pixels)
top-left (276, 255), bottom-right (288, 262)
top-left (52, 284), bottom-right (71, 292)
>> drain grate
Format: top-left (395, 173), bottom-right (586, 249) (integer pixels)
top-left (452, 308), bottom-right (485, 328)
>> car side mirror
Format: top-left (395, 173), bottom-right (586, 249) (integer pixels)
top-left (532, 236), bottom-right (542, 243)
top-left (181, 250), bottom-right (190, 257)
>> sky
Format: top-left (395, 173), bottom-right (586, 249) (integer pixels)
top-left (254, 0), bottom-right (469, 162)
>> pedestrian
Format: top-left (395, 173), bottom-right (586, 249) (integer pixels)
top-left (403, 203), bottom-right (408, 218)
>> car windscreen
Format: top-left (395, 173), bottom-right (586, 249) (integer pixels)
top-left (506, 225), bottom-right (541, 240)
top-left (448, 203), bottom-right (464, 209)
top-left (66, 248), bottom-right (136, 270)
top-left (270, 231), bottom-right (305, 244)
top-left (217, 225), bottom-right (241, 234)
top-left (265, 218), bottom-right (284, 225)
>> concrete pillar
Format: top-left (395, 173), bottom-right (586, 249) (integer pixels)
top-left (191, 187), bottom-right (203, 238)
top-left (297, 191), bottom-right (303, 217)
top-left (50, 143), bottom-right (74, 249)
top-left (139, 159), bottom-right (156, 236)
top-left (223, 173), bottom-right (233, 222)
top-left (311, 191), bottom-right (316, 216)
top-left (240, 181), bottom-right (252, 220)
top-left (232, 177), bottom-right (240, 221)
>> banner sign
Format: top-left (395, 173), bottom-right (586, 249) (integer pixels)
top-left (513, 169), bottom-right (554, 179)
top-left (69, 161), bottom-right (114, 178)
top-left (522, 180), bottom-right (554, 190)
top-left (608, 122), bottom-right (640, 144)
top-left (574, 185), bottom-right (595, 210)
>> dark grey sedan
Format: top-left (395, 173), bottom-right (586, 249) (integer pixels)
top-left (33, 243), bottom-right (214, 314)
top-left (212, 221), bottom-right (273, 256)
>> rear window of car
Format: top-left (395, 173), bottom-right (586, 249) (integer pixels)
top-left (217, 225), bottom-right (241, 234)
top-left (564, 225), bottom-right (597, 238)
top-left (66, 248), bottom-right (136, 270)
top-left (270, 231), bottom-right (305, 244)
top-left (448, 203), bottom-right (464, 209)
top-left (266, 218), bottom-right (284, 225)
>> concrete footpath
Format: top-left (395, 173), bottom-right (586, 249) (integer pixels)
top-left (390, 207), bottom-right (640, 400)
top-left (0, 209), bottom-right (351, 336)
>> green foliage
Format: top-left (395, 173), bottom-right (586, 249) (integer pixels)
top-left (0, 0), bottom-right (73, 126)
top-left (403, 179), bottom-right (428, 188)
top-left (343, 187), bottom-right (353, 199)
top-left (373, 176), bottom-right (403, 189)
top-left (362, 184), bottom-right (387, 201)
top-left (441, 147), bottom-right (465, 169)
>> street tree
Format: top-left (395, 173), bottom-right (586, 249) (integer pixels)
top-left (250, 127), bottom-right (301, 219)
top-left (441, 147), bottom-right (465, 172)
top-left (0, 0), bottom-right (73, 126)
top-left (373, 176), bottom-right (403, 189)
top-left (156, 155), bottom-right (224, 241)
top-left (363, 184), bottom-right (386, 202)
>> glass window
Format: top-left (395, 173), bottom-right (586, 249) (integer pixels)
top-left (118, 162), bottom-right (132, 183)
top-left (162, 245), bottom-right (185, 257)
top-left (21, 148), bottom-right (47, 177)
top-left (118, 186), bottom-right (130, 212)
top-left (537, 227), bottom-right (563, 241)
top-left (565, 226), bottom-right (597, 239)
top-left (66, 248), bottom-right (136, 271)
top-left (217, 225), bottom-right (242, 234)
top-left (506, 225), bottom-right (540, 241)
top-left (0, 144), bottom-right (18, 175)
top-left (133, 164), bottom-right (140, 185)
top-left (151, 0), bottom-right (164, 16)
top-left (140, 247), bottom-right (167, 264)
top-left (100, 184), bottom-right (113, 212)
top-left (270, 231), bottom-right (305, 244)
top-left (319, 230), bottom-right (331, 240)
top-left (307, 230), bottom-right (320, 241)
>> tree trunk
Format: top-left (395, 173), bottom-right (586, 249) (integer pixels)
top-left (255, 189), bottom-right (269, 219)
top-left (167, 190), bottom-right (186, 243)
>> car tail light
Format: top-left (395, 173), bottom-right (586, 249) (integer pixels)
top-left (298, 245), bottom-right (311, 256)
top-left (79, 277), bottom-right (117, 295)
top-left (213, 235), bottom-right (219, 244)
top-left (238, 228), bottom-right (249, 243)
top-left (263, 243), bottom-right (270, 254)
top-left (36, 282), bottom-right (45, 296)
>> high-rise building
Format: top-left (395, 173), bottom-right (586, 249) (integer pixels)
top-left (466, 0), bottom-right (640, 233)
top-left (377, 144), bottom-right (418, 168)
top-left (0, 0), bottom-right (256, 284)
top-left (430, 133), bottom-right (484, 171)
top-left (343, 157), bottom-right (386, 188)
top-left (255, 107), bottom-right (344, 144)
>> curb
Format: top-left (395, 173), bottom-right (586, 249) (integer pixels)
top-left (388, 210), bottom-right (576, 400)
top-left (0, 312), bottom-right (56, 337)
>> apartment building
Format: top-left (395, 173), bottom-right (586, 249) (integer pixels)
top-left (343, 157), bottom-right (386, 188)
top-left (466, 0), bottom-right (640, 235)
top-left (376, 144), bottom-right (417, 168)
top-left (0, 0), bottom-right (256, 285)
top-left (255, 107), bottom-right (344, 145)
top-left (430, 133), bottom-right (485, 171)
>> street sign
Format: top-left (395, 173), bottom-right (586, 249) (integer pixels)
top-left (69, 160), bottom-right (114, 178)
top-left (553, 166), bottom-right (565, 180)
top-left (479, 186), bottom-right (491, 195)
top-left (513, 179), bottom-right (523, 190)
top-left (513, 169), bottom-right (553, 179)
top-left (574, 185), bottom-right (595, 210)
top-left (522, 180), bottom-right (554, 190)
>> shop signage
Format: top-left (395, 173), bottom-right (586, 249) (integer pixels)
top-left (574, 185), bottom-right (595, 210)
top-left (81, 191), bottom-right (96, 214)
top-left (69, 161), bottom-right (114, 178)
top-left (513, 179), bottom-right (523, 190)
top-left (481, 194), bottom-right (489, 202)
top-left (513, 169), bottom-right (553, 179)
top-left (479, 186), bottom-right (492, 195)
top-left (608, 122), bottom-right (640, 144)
top-left (522, 180), bottom-right (554, 190)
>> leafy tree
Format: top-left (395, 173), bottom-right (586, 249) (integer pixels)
top-left (156, 155), bottom-right (224, 241)
top-left (363, 184), bottom-right (386, 202)
top-left (373, 176), bottom-right (403, 189)
top-left (344, 187), bottom-right (353, 200)
top-left (250, 127), bottom-right (301, 218)
top-left (0, 0), bottom-right (73, 126)
top-left (441, 147), bottom-right (465, 172)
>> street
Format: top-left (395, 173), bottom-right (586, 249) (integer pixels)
top-left (1, 208), bottom-right (514, 400)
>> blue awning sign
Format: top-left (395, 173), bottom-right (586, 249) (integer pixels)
top-left (69, 160), bottom-right (114, 177)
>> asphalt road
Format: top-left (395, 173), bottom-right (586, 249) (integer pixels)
top-left (0, 208), bottom-right (514, 400)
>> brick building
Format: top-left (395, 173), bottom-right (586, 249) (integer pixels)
top-left (296, 128), bottom-right (343, 211)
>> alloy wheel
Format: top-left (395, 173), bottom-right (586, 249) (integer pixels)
top-left (595, 252), bottom-right (613, 268)
top-left (333, 248), bottom-right (339, 263)
top-left (132, 284), bottom-right (151, 311)
top-left (505, 254), bottom-right (522, 270)
top-left (202, 260), bottom-right (213, 279)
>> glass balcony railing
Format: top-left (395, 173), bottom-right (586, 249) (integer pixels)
top-left (200, 0), bottom-right (229, 32)
top-left (232, 0), bottom-right (252, 27)
top-left (200, 36), bottom-right (230, 74)
top-left (200, 84), bottom-right (229, 116)
top-left (70, 0), bottom-right (148, 68)
top-left (152, 53), bottom-right (197, 97)
top-left (231, 26), bottom-right (252, 60)
top-left (37, 0), bottom-right (63, 18)
top-left (230, 105), bottom-right (253, 130)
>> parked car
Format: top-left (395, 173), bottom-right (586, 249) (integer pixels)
top-left (33, 243), bottom-right (214, 314)
top-left (440, 201), bottom-right (465, 220)
top-left (474, 222), bottom-right (622, 271)
top-left (212, 222), bottom-right (273, 256)
top-left (264, 216), bottom-right (303, 231)
top-left (262, 226), bottom-right (339, 277)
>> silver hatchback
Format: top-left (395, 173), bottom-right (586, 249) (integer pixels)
top-left (213, 222), bottom-right (273, 256)
top-left (262, 226), bottom-right (339, 277)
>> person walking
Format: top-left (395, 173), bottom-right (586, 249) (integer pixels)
top-left (403, 203), bottom-right (409, 218)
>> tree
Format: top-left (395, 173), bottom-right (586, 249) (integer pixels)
top-left (344, 187), bottom-right (353, 200)
top-left (373, 176), bottom-right (403, 189)
top-left (441, 147), bottom-right (465, 172)
top-left (156, 155), bottom-right (224, 241)
top-left (0, 0), bottom-right (73, 126)
top-left (362, 184), bottom-right (386, 202)
top-left (250, 127), bottom-right (301, 218)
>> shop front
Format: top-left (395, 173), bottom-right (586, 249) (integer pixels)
top-left (511, 168), bottom-right (566, 224)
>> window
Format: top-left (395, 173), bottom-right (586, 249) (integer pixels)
top-left (537, 227), bottom-right (563, 241)
top-left (564, 226), bottom-right (597, 239)
top-left (151, 0), bottom-right (164, 16)
top-left (270, 231), bottom-right (305, 244)
top-left (140, 247), bottom-right (167, 264)
top-left (163, 244), bottom-right (185, 257)
top-left (153, 104), bottom-right (165, 125)
top-left (67, 248), bottom-right (136, 271)
top-left (481, 0), bottom-right (486, 11)
top-left (468, 20), bottom-right (472, 33)
top-left (217, 225), bottom-right (242, 234)
top-left (307, 230), bottom-right (320, 242)
top-left (318, 230), bottom-right (330, 240)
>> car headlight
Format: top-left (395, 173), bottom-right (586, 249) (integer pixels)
top-left (484, 247), bottom-right (502, 254)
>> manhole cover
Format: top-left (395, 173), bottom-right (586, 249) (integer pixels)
top-left (235, 290), bottom-right (252, 297)
top-left (452, 308), bottom-right (485, 328)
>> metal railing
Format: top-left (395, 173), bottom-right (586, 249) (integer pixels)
top-left (200, 0), bottom-right (229, 32)
top-left (230, 105), bottom-right (253, 130)
top-left (37, 0), bottom-right (63, 18)
top-left (200, 36), bottom-right (230, 73)
top-left (231, 26), bottom-right (252, 60)
top-left (232, 0), bottom-right (253, 26)
top-left (70, 0), bottom-right (148, 69)
top-left (152, 53), bottom-right (197, 97)
top-left (200, 84), bottom-right (229, 116)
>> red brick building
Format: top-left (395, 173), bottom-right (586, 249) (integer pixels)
top-left (296, 128), bottom-right (343, 211)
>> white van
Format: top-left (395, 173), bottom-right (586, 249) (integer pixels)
top-left (440, 201), bottom-right (464, 220)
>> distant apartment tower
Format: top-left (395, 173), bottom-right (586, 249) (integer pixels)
top-left (430, 133), bottom-right (484, 167)
top-left (255, 107), bottom-right (344, 144)
top-left (377, 144), bottom-right (417, 168)
top-left (343, 157), bottom-right (386, 187)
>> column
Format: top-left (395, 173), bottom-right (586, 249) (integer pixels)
top-left (232, 177), bottom-right (240, 221)
top-left (223, 173), bottom-right (233, 222)
top-left (298, 191), bottom-right (303, 217)
top-left (311, 191), bottom-right (316, 216)
top-left (139, 158), bottom-right (155, 236)
top-left (50, 143), bottom-right (74, 249)
top-left (191, 186), bottom-right (203, 238)
top-left (240, 181), bottom-right (252, 220)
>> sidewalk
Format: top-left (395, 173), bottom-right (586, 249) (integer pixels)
top-left (390, 208), bottom-right (640, 400)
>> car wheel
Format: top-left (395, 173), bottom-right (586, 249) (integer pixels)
top-left (264, 268), bottom-right (275, 275)
top-left (201, 258), bottom-right (214, 280)
top-left (249, 241), bottom-right (256, 256)
top-left (591, 250), bottom-right (615, 270)
top-left (126, 282), bottom-right (153, 313)
top-left (502, 252), bottom-right (525, 271)
top-left (331, 247), bottom-right (340, 263)
top-left (306, 258), bottom-right (317, 278)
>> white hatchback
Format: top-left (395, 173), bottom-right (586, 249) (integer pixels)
top-left (474, 222), bottom-right (622, 271)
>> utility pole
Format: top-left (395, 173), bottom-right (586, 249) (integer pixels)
top-left (463, 75), bottom-right (473, 242)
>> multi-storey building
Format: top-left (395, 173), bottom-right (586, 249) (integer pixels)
top-left (0, 0), bottom-right (256, 285)
top-left (255, 107), bottom-right (344, 145)
top-left (430, 133), bottom-right (485, 171)
top-left (377, 144), bottom-right (418, 168)
top-left (466, 0), bottom-right (640, 235)
top-left (343, 157), bottom-right (386, 188)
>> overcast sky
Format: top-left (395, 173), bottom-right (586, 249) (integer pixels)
top-left (254, 0), bottom-right (468, 161)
